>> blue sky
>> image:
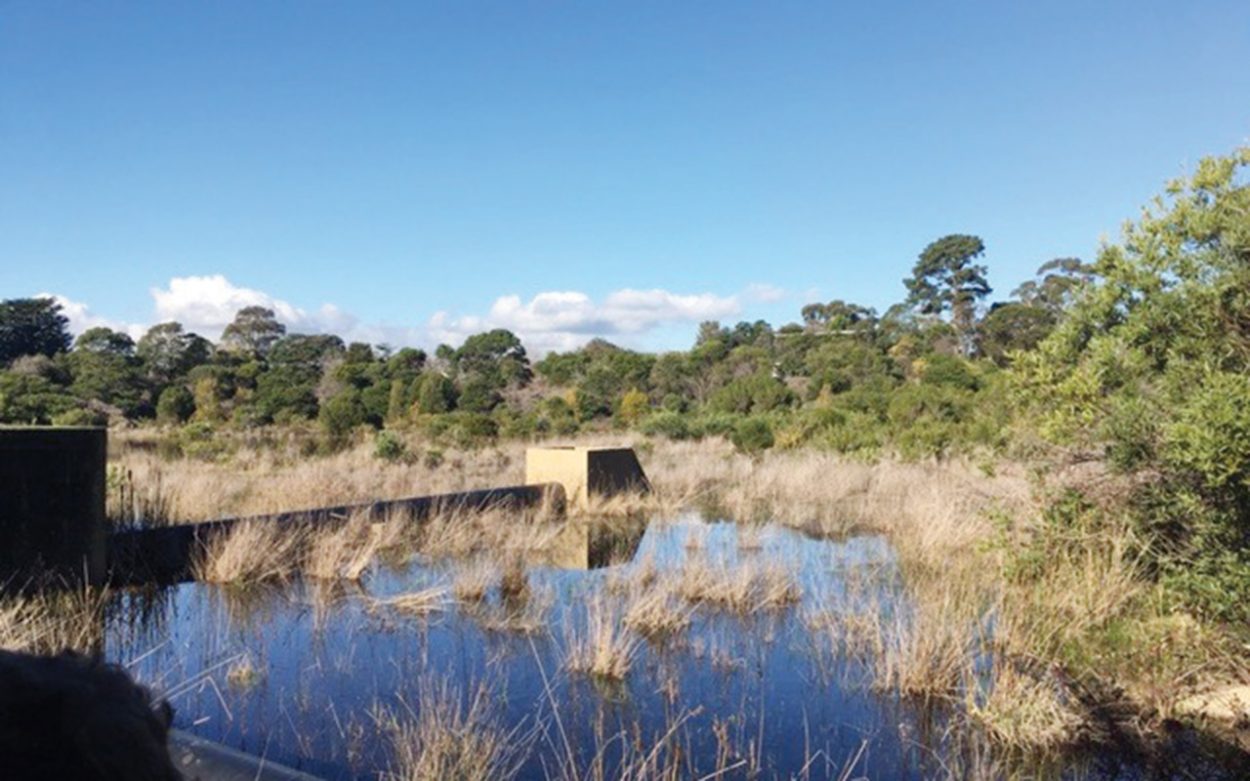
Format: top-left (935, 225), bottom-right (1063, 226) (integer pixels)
top-left (2, 2), bottom-right (1248, 353)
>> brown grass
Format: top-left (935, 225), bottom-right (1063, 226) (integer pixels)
top-left (452, 559), bottom-right (498, 602)
top-left (194, 520), bottom-right (309, 585)
top-left (374, 587), bottom-right (451, 617)
top-left (378, 679), bottom-right (529, 781)
top-left (0, 587), bottom-right (107, 654)
top-left (622, 582), bottom-right (692, 637)
top-left (305, 512), bottom-right (380, 581)
top-left (565, 592), bottom-right (641, 681)
top-left (676, 553), bottom-right (800, 614)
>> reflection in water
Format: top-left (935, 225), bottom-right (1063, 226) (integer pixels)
top-left (102, 516), bottom-right (1248, 781)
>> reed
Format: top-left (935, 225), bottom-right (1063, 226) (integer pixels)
top-left (193, 520), bottom-right (309, 585)
top-left (565, 592), bottom-right (641, 681)
top-left (0, 587), bottom-right (107, 654)
top-left (305, 512), bottom-right (380, 581)
top-left (622, 582), bottom-right (692, 637)
top-left (379, 679), bottom-right (529, 781)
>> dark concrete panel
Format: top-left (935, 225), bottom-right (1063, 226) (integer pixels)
top-left (0, 427), bottom-right (107, 592)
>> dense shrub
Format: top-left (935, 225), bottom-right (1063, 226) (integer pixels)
top-left (730, 416), bottom-right (775, 455)
top-left (155, 386), bottom-right (195, 425)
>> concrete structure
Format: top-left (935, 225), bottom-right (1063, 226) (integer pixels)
top-left (0, 427), bottom-right (107, 592)
top-left (525, 446), bottom-right (650, 510)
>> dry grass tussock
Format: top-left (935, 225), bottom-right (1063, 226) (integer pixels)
top-left (305, 512), bottom-right (381, 581)
top-left (676, 552), bottom-right (800, 613)
top-left (377, 679), bottom-right (530, 781)
top-left (622, 581), bottom-right (692, 637)
top-left (0, 587), bottom-right (107, 654)
top-left (966, 659), bottom-right (1083, 752)
top-left (194, 520), bottom-right (309, 585)
top-left (565, 592), bottom-right (641, 681)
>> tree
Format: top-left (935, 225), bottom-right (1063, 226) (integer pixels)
top-left (977, 302), bottom-right (1055, 366)
top-left (0, 298), bottom-right (71, 366)
top-left (415, 372), bottom-right (457, 414)
top-left (1012, 257), bottom-right (1096, 314)
top-left (800, 301), bottom-right (877, 334)
top-left (0, 371), bottom-right (78, 423)
top-left (904, 235), bottom-right (991, 353)
top-left (136, 322), bottom-right (212, 384)
top-left (74, 327), bottom-right (135, 356)
top-left (455, 329), bottom-right (531, 388)
top-left (220, 306), bottom-right (286, 358)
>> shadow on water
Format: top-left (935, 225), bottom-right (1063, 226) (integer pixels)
top-left (103, 515), bottom-right (1250, 780)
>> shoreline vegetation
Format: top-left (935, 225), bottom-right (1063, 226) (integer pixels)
top-left (2, 147), bottom-right (1249, 773)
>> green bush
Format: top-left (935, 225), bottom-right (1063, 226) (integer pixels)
top-left (50, 407), bottom-right (107, 427)
top-left (320, 390), bottom-right (368, 441)
top-left (373, 430), bottom-right (408, 462)
top-left (640, 411), bottom-right (691, 440)
top-left (730, 416), bottom-right (775, 455)
top-left (156, 385), bottom-right (195, 425)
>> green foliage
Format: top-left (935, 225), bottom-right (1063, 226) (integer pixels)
top-left (708, 373), bottom-right (794, 415)
top-left (373, 430), bottom-right (409, 463)
top-left (415, 373), bottom-right (457, 414)
top-left (319, 389), bottom-right (368, 441)
top-left (730, 416), bottom-right (775, 455)
top-left (640, 411), bottom-right (691, 440)
top-left (0, 371), bottom-right (78, 423)
top-left (220, 306), bottom-right (286, 358)
top-left (0, 297), bottom-right (72, 366)
top-left (156, 385), bottom-right (195, 425)
top-left (1013, 146), bottom-right (1250, 620)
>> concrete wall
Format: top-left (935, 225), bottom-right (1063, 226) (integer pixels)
top-left (0, 427), bottom-right (107, 592)
top-left (525, 446), bottom-right (650, 510)
top-left (108, 483), bottom-right (564, 586)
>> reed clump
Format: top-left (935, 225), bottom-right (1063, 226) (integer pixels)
top-left (378, 680), bottom-right (529, 781)
top-left (565, 592), bottom-right (641, 681)
top-left (305, 513), bottom-right (380, 581)
top-left (967, 659), bottom-right (1083, 752)
top-left (676, 554), bottom-right (800, 614)
top-left (194, 520), bottom-right (309, 585)
top-left (622, 582), bottom-right (692, 637)
top-left (452, 559), bottom-right (498, 602)
top-left (0, 588), bottom-right (107, 654)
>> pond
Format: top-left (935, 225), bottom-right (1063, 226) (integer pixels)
top-left (103, 515), bottom-right (1247, 780)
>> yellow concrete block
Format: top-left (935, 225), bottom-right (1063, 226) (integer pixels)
top-left (525, 446), bottom-right (650, 510)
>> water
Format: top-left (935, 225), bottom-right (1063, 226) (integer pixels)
top-left (103, 516), bottom-right (1249, 780)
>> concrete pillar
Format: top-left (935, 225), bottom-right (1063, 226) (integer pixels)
top-left (0, 427), bottom-right (107, 592)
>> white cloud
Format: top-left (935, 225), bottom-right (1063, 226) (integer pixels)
top-left (42, 274), bottom-right (778, 355)
top-left (150, 275), bottom-right (306, 336)
top-left (428, 287), bottom-right (742, 354)
top-left (36, 292), bottom-right (146, 340)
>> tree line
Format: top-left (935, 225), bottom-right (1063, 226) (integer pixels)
top-left (0, 232), bottom-right (1087, 450)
